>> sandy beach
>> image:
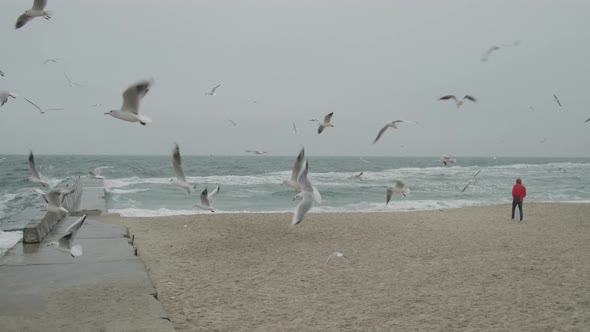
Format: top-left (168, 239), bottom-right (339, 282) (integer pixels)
top-left (100, 203), bottom-right (590, 331)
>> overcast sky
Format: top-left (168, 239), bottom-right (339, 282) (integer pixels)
top-left (0, 0), bottom-right (589, 157)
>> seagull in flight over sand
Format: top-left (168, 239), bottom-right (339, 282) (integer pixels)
top-left (440, 155), bottom-right (457, 166)
top-left (245, 150), bottom-right (268, 155)
top-left (88, 166), bottom-right (113, 179)
top-left (194, 186), bottom-right (220, 212)
top-left (171, 143), bottom-right (194, 194)
top-left (28, 151), bottom-right (49, 187)
top-left (283, 147), bottom-right (306, 191)
top-left (461, 170), bottom-right (481, 193)
top-left (15, 0), bottom-right (52, 29)
top-left (318, 112), bottom-right (335, 134)
top-left (553, 94), bottom-right (562, 107)
top-left (204, 84), bottom-right (221, 96)
top-left (43, 58), bottom-right (60, 64)
top-left (386, 180), bottom-right (409, 205)
top-left (0, 91), bottom-right (17, 107)
top-left (227, 119), bottom-right (238, 126)
top-left (292, 161), bottom-right (319, 225)
top-left (48, 215), bottom-right (87, 257)
top-left (326, 251), bottom-right (348, 264)
top-left (439, 95), bottom-right (477, 108)
top-left (372, 120), bottom-right (417, 144)
top-left (105, 78), bottom-right (154, 126)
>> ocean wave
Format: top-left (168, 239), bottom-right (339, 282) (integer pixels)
top-left (107, 188), bottom-right (151, 194)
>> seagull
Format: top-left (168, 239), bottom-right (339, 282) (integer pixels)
top-left (0, 91), bottom-right (17, 107)
top-left (481, 46), bottom-right (501, 62)
top-left (553, 94), bottom-right (562, 107)
top-left (194, 186), bottom-right (220, 212)
top-left (171, 143), bottom-right (194, 194)
top-left (28, 151), bottom-right (49, 187)
top-left (23, 97), bottom-right (52, 114)
top-left (227, 119), bottom-right (238, 126)
top-left (89, 103), bottom-right (102, 108)
top-left (48, 215), bottom-right (87, 257)
top-left (439, 95), bottom-right (477, 108)
top-left (204, 84), bottom-right (221, 96)
top-left (461, 170), bottom-right (481, 193)
top-left (318, 112), bottom-right (334, 134)
top-left (43, 58), bottom-right (60, 64)
top-left (15, 0), bottom-right (52, 29)
top-left (529, 106), bottom-right (535, 112)
top-left (283, 147), bottom-right (305, 191)
top-left (245, 150), bottom-right (268, 155)
top-left (0, 70), bottom-right (5, 77)
top-left (44, 188), bottom-right (72, 214)
top-left (88, 166), bottom-right (113, 179)
top-left (558, 167), bottom-right (567, 173)
top-left (326, 251), bottom-right (348, 264)
top-left (440, 155), bottom-right (457, 166)
top-left (359, 157), bottom-right (369, 164)
top-left (307, 118), bottom-right (320, 122)
top-left (540, 137), bottom-right (548, 144)
top-left (64, 72), bottom-right (83, 87)
top-left (349, 172), bottom-right (365, 181)
top-left (585, 118), bottom-right (590, 124)
top-left (292, 161), bottom-right (318, 225)
top-left (292, 121), bottom-right (298, 135)
top-left (105, 78), bottom-right (154, 126)
top-left (386, 180), bottom-right (409, 205)
top-left (372, 120), bottom-right (417, 144)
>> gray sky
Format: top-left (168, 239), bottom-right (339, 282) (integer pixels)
top-left (0, 0), bottom-right (589, 157)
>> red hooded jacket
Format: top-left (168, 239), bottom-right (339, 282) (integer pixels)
top-left (512, 178), bottom-right (526, 202)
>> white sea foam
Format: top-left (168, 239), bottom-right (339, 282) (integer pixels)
top-left (107, 188), bottom-right (151, 195)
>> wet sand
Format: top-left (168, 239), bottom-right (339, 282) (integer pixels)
top-left (101, 203), bottom-right (590, 331)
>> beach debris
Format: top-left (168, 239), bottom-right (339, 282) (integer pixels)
top-left (292, 161), bottom-right (320, 225)
top-left (440, 155), bottom-right (457, 166)
top-left (461, 170), bottom-right (481, 193)
top-left (15, 0), bottom-right (52, 29)
top-left (194, 186), bottom-right (220, 212)
top-left (318, 112), bottom-right (335, 134)
top-left (386, 180), bottom-right (409, 205)
top-left (439, 95), bottom-right (477, 108)
top-left (170, 143), bottom-right (195, 194)
top-left (47, 215), bottom-right (87, 257)
top-left (204, 84), bottom-right (221, 96)
top-left (326, 251), bottom-right (348, 264)
top-left (372, 120), bottom-right (417, 144)
top-left (105, 78), bottom-right (154, 126)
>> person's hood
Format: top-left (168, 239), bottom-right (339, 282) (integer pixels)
top-left (516, 178), bottom-right (522, 184)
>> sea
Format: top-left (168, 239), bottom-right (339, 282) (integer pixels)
top-left (1, 155), bottom-right (589, 254)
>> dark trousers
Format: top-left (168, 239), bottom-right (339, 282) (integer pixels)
top-left (512, 200), bottom-right (523, 221)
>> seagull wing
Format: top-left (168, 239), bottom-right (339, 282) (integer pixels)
top-left (121, 79), bottom-right (153, 114)
top-left (318, 125), bottom-right (325, 134)
top-left (24, 97), bottom-right (44, 114)
top-left (472, 170), bottom-right (481, 180)
top-left (323, 112), bottom-right (334, 124)
top-left (585, 118), bottom-right (590, 123)
top-left (172, 144), bottom-right (187, 182)
top-left (481, 46), bottom-right (500, 62)
top-left (33, 0), bottom-right (48, 11)
top-left (207, 186), bottom-right (220, 206)
top-left (461, 181), bottom-right (471, 193)
top-left (463, 95), bottom-right (477, 102)
top-left (553, 94), bottom-right (562, 107)
top-left (15, 13), bottom-right (33, 29)
top-left (211, 84), bottom-right (221, 93)
top-left (28, 151), bottom-right (42, 180)
top-left (386, 188), bottom-right (393, 205)
top-left (291, 194), bottom-right (313, 225)
top-left (373, 123), bottom-right (391, 144)
top-left (46, 190), bottom-right (62, 207)
top-left (292, 121), bottom-right (298, 134)
top-left (290, 147), bottom-right (305, 183)
top-left (439, 95), bottom-right (457, 101)
top-left (394, 180), bottom-right (406, 191)
top-left (200, 188), bottom-right (210, 207)
top-left (297, 161), bottom-right (314, 193)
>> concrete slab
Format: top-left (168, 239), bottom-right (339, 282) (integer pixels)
top-left (73, 187), bottom-right (107, 216)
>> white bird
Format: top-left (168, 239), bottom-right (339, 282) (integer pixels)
top-left (43, 58), bottom-right (60, 64)
top-left (48, 215), bottom-right (87, 257)
top-left (171, 143), bottom-right (194, 194)
top-left (28, 151), bottom-right (49, 187)
top-left (318, 112), bottom-right (335, 134)
top-left (349, 172), bottom-right (365, 181)
top-left (0, 91), bottom-right (17, 107)
top-left (292, 121), bottom-right (298, 135)
top-left (440, 155), bottom-right (457, 166)
top-left (292, 161), bottom-right (318, 225)
top-left (359, 157), bottom-right (369, 164)
top-left (23, 97), bottom-right (47, 114)
top-left (194, 186), bottom-right (220, 212)
top-left (461, 170), bottom-right (481, 193)
top-left (64, 72), bottom-right (83, 87)
top-left (283, 147), bottom-right (305, 191)
top-left (386, 180), bottom-right (409, 205)
top-left (227, 119), bottom-right (238, 126)
top-left (439, 95), bottom-right (477, 108)
top-left (245, 150), bottom-right (268, 155)
top-left (204, 84), bottom-right (221, 96)
top-left (45, 188), bottom-right (71, 214)
top-left (553, 94), bottom-right (562, 107)
top-left (326, 251), bottom-right (348, 264)
top-left (15, 0), bottom-right (52, 29)
top-left (373, 120), bottom-right (417, 144)
top-left (88, 166), bottom-right (113, 179)
top-left (105, 79), bottom-right (154, 126)
top-left (481, 45), bottom-right (501, 62)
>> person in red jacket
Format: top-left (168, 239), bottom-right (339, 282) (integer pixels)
top-left (511, 178), bottom-right (527, 222)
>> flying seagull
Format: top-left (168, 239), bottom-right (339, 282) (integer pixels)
top-left (0, 91), bottom-right (17, 107)
top-left (88, 166), bottom-right (113, 179)
top-left (24, 97), bottom-right (59, 114)
top-left (0, 70), bottom-right (4, 77)
top-left (28, 151), bottom-right (49, 187)
top-left (227, 119), bottom-right (237, 126)
top-left (245, 150), bottom-right (268, 155)
top-left (372, 120), bottom-right (417, 144)
top-left (194, 186), bottom-right (220, 212)
top-left (481, 46), bottom-right (501, 62)
top-left (440, 155), bottom-right (457, 166)
top-left (553, 94), bottom-right (562, 107)
top-left (43, 58), bottom-right (60, 64)
top-left (105, 78), bottom-right (154, 126)
top-left (326, 251), bottom-right (348, 264)
top-left (292, 161), bottom-right (319, 225)
top-left (348, 172), bottom-right (365, 181)
top-left (585, 118), bottom-right (590, 124)
top-left (283, 147), bottom-right (305, 191)
top-left (318, 112), bottom-right (334, 134)
top-left (44, 188), bottom-right (72, 214)
top-left (359, 157), bottom-right (369, 164)
top-left (64, 72), bottom-right (83, 87)
top-left (439, 95), bottom-right (477, 108)
top-left (15, 0), bottom-right (52, 29)
top-left (48, 215), bottom-right (87, 257)
top-left (204, 84), bottom-right (221, 96)
top-left (171, 143), bottom-right (194, 194)
top-left (461, 170), bottom-right (481, 193)
top-left (292, 121), bottom-right (298, 135)
top-left (386, 180), bottom-right (409, 205)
